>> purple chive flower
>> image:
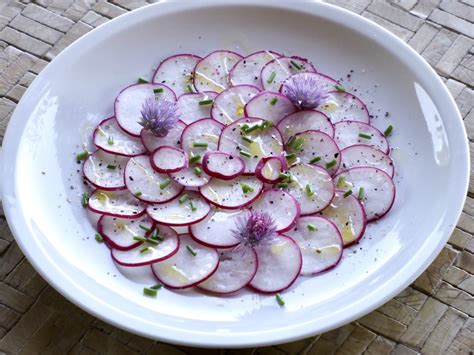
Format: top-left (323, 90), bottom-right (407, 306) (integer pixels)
top-left (231, 210), bottom-right (277, 250)
top-left (282, 73), bottom-right (329, 109)
top-left (139, 97), bottom-right (179, 137)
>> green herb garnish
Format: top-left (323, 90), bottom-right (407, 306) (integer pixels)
top-left (186, 245), bottom-right (197, 256)
top-left (159, 178), bottom-right (171, 189)
top-left (186, 84), bottom-right (194, 93)
top-left (242, 135), bottom-right (253, 144)
top-left (358, 133), bottom-right (372, 140)
top-left (384, 125), bottom-right (393, 137)
top-left (325, 159), bottom-right (337, 169)
top-left (189, 154), bottom-right (201, 163)
top-left (276, 293), bottom-right (285, 306)
top-left (143, 287), bottom-right (158, 297)
top-left (307, 224), bottom-right (317, 232)
top-left (106, 164), bottom-right (117, 170)
top-left (137, 77), bottom-right (148, 84)
top-left (190, 201), bottom-right (197, 212)
top-left (153, 88), bottom-right (164, 94)
top-left (305, 184), bottom-right (314, 197)
top-left (239, 150), bottom-right (252, 158)
top-left (337, 176), bottom-right (346, 188)
top-left (358, 187), bottom-right (365, 201)
top-left (134, 191), bottom-right (142, 197)
top-left (95, 233), bottom-right (104, 243)
top-left (277, 183), bottom-right (289, 189)
top-left (290, 60), bottom-right (302, 70)
top-left (107, 136), bottom-right (114, 145)
top-left (270, 97), bottom-right (278, 106)
top-left (76, 151), bottom-right (89, 161)
top-left (309, 156), bottom-right (322, 164)
top-left (343, 190), bottom-right (353, 198)
top-left (241, 183), bottom-right (254, 194)
top-left (139, 224), bottom-right (151, 232)
top-left (193, 141), bottom-right (208, 148)
top-left (179, 194), bottom-right (189, 204)
top-left (194, 167), bottom-right (202, 176)
top-left (140, 246), bottom-right (151, 254)
top-left (81, 192), bottom-right (89, 207)
top-left (267, 71), bottom-right (276, 84)
top-left (334, 84), bottom-right (346, 92)
top-left (198, 99), bottom-right (213, 106)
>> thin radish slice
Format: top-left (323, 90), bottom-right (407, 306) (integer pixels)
top-left (229, 50), bottom-right (281, 89)
top-left (151, 146), bottom-right (188, 173)
top-left (125, 155), bottom-right (183, 203)
top-left (249, 234), bottom-right (302, 293)
top-left (282, 164), bottom-right (335, 215)
top-left (115, 83), bottom-right (176, 136)
top-left (320, 190), bottom-right (366, 247)
top-left (340, 145), bottom-right (394, 177)
top-left (279, 72), bottom-right (338, 97)
top-left (147, 191), bottom-right (210, 226)
top-left (177, 92), bottom-right (218, 125)
top-left (277, 110), bottom-right (334, 143)
top-left (151, 234), bottom-right (219, 289)
top-left (152, 53), bottom-right (202, 97)
top-left (180, 118), bottom-right (223, 163)
top-left (198, 248), bottom-right (258, 294)
top-left (94, 117), bottom-right (146, 157)
top-left (334, 121), bottom-right (389, 154)
top-left (335, 167), bottom-right (395, 222)
top-left (249, 189), bottom-right (300, 232)
top-left (169, 165), bottom-right (211, 187)
top-left (319, 91), bottom-right (370, 124)
top-left (141, 120), bottom-right (186, 152)
top-left (255, 155), bottom-right (287, 184)
top-left (189, 207), bottom-right (245, 248)
top-left (83, 150), bottom-right (128, 191)
top-left (98, 214), bottom-right (153, 251)
top-left (199, 176), bottom-right (263, 209)
top-left (202, 151), bottom-right (245, 180)
top-left (88, 189), bottom-right (145, 218)
top-left (244, 92), bottom-right (296, 124)
top-left (211, 85), bottom-right (260, 125)
top-left (218, 117), bottom-right (284, 174)
top-left (285, 216), bottom-right (343, 275)
top-left (261, 56), bottom-right (316, 92)
top-left (111, 226), bottom-right (179, 266)
top-left (193, 50), bottom-right (243, 93)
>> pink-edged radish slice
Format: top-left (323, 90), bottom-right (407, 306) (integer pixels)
top-left (277, 110), bottom-right (334, 143)
top-left (340, 145), bottom-right (394, 177)
top-left (244, 92), bottom-right (296, 124)
top-left (279, 72), bottom-right (339, 97)
top-left (218, 117), bottom-right (284, 174)
top-left (249, 234), bottom-right (302, 293)
top-left (319, 91), bottom-right (370, 124)
top-left (193, 50), bottom-right (243, 93)
top-left (169, 164), bottom-right (211, 187)
top-left (189, 207), bottom-right (245, 248)
top-left (111, 226), bottom-right (179, 266)
top-left (320, 190), bottom-right (367, 247)
top-left (335, 167), bottom-right (395, 222)
top-left (125, 155), bottom-right (183, 203)
top-left (249, 189), bottom-right (300, 232)
top-left (285, 216), bottom-right (343, 275)
top-left (115, 83), bottom-right (176, 136)
top-left (152, 53), bottom-right (202, 97)
top-left (140, 120), bottom-right (186, 152)
top-left (151, 234), bottom-right (219, 289)
top-left (151, 146), bottom-right (188, 173)
top-left (199, 176), bottom-right (264, 209)
top-left (176, 92), bottom-right (218, 125)
top-left (98, 214), bottom-right (154, 251)
top-left (255, 155), bottom-right (287, 184)
top-left (94, 117), bottom-right (146, 157)
top-left (147, 191), bottom-right (211, 226)
top-left (180, 118), bottom-right (224, 163)
top-left (83, 150), bottom-right (128, 191)
top-left (290, 130), bottom-right (341, 176)
top-left (211, 85), bottom-right (260, 125)
top-left (198, 248), bottom-right (258, 294)
top-left (201, 151), bottom-right (245, 180)
top-left (229, 50), bottom-right (281, 89)
top-left (334, 121), bottom-right (389, 154)
top-left (283, 164), bottom-right (335, 215)
top-left (261, 56), bottom-right (316, 92)
top-left (88, 189), bottom-right (145, 218)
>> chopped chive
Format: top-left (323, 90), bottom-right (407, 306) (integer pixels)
top-left (194, 166), bottom-right (202, 176)
top-left (137, 77), bottom-right (148, 84)
top-left (133, 236), bottom-right (147, 242)
top-left (279, 172), bottom-right (291, 180)
top-left (140, 246), bottom-right (151, 254)
top-left (139, 224), bottom-right (151, 232)
top-left (287, 136), bottom-right (296, 147)
top-left (107, 136), bottom-right (114, 145)
top-left (150, 229), bottom-right (164, 242)
top-left (153, 88), bottom-right (164, 93)
top-left (277, 183), bottom-right (289, 189)
top-left (358, 187), bottom-right (365, 201)
top-left (325, 159), bottom-right (337, 169)
top-left (244, 124), bottom-right (260, 134)
top-left (358, 133), bottom-right (372, 140)
top-left (179, 194), bottom-right (189, 204)
top-left (81, 192), bottom-right (89, 207)
top-left (143, 287), bottom-right (157, 297)
top-left (343, 189), bottom-right (353, 198)
top-left (106, 164), bottom-right (117, 170)
top-left (260, 120), bottom-right (272, 129)
top-left (267, 71), bottom-right (276, 84)
top-left (189, 201), bottom-right (197, 212)
top-left (309, 156), bottom-right (321, 164)
top-left (276, 293), bottom-right (285, 306)
top-left (186, 245), bottom-right (197, 256)
top-left (198, 99), bottom-right (213, 106)
top-left (242, 135), bottom-right (253, 144)
top-left (239, 150), bottom-right (252, 158)
top-left (186, 84), bottom-right (194, 93)
top-left (334, 84), bottom-right (346, 92)
top-left (307, 224), bottom-right (317, 232)
top-left (240, 123), bottom-right (250, 132)
top-left (285, 153), bottom-right (297, 165)
top-left (159, 178), bottom-right (171, 189)
top-left (336, 176), bottom-right (346, 188)
top-left (290, 60), bottom-right (302, 70)
top-left (291, 137), bottom-right (305, 151)
top-left (193, 141), bottom-right (208, 148)
top-left (95, 233), bottom-right (104, 243)
top-left (145, 238), bottom-right (159, 246)
top-left (76, 151), bottom-right (89, 161)
top-left (270, 97), bottom-right (278, 106)
top-left (384, 125), bottom-right (393, 137)
top-left (241, 183), bottom-right (254, 194)
top-left (134, 191), bottom-right (142, 197)
top-left (305, 184), bottom-right (314, 197)
top-left (189, 154), bottom-right (201, 163)
top-left (150, 284), bottom-right (162, 290)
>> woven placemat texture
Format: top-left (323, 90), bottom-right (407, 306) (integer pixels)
top-left (0, 0), bottom-right (473, 354)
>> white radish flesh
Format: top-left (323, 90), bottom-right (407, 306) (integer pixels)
top-left (277, 110), bottom-right (334, 143)
top-left (169, 165), bottom-right (211, 187)
top-left (83, 150), bottom-right (128, 190)
top-left (319, 91), bottom-right (370, 124)
top-left (334, 121), bottom-right (389, 153)
top-left (180, 118), bottom-right (223, 163)
top-left (211, 85), bottom-right (260, 125)
top-left (244, 92), bottom-right (296, 124)
top-left (261, 56), bottom-right (316, 92)
top-left (176, 92), bottom-right (217, 125)
top-left (98, 215), bottom-right (154, 250)
top-left (340, 145), bottom-right (394, 177)
top-left (201, 151), bottom-right (245, 180)
top-left (151, 146), bottom-right (188, 173)
top-left (141, 120), bottom-right (186, 152)
top-left (153, 54), bottom-right (201, 97)
top-left (88, 189), bottom-right (145, 218)
top-left (255, 156), bottom-right (287, 184)
top-left (229, 50), bottom-right (281, 89)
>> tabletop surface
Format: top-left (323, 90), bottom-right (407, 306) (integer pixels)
top-left (0, 0), bottom-right (473, 354)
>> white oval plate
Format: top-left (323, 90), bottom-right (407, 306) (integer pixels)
top-left (0, 0), bottom-right (469, 348)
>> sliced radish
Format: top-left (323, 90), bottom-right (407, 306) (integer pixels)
top-left (279, 72), bottom-right (338, 96)
top-left (189, 207), bottom-right (245, 248)
top-left (146, 191), bottom-right (210, 226)
top-left (193, 50), bottom-right (243, 93)
top-left (199, 176), bottom-right (263, 209)
top-left (151, 234), bottom-right (219, 289)
top-left (177, 92), bottom-right (218, 125)
top-left (98, 214), bottom-right (154, 250)
top-left (83, 150), bottom-right (128, 191)
top-left (151, 146), bottom-right (188, 173)
top-left (201, 151), bottom-right (245, 180)
top-left (261, 56), bottom-right (316, 92)
top-left (229, 50), bottom-right (281, 89)
top-left (198, 248), bottom-right (258, 294)
top-left (141, 120), bottom-right (186, 152)
top-left (335, 167), bottom-right (395, 221)
top-left (125, 155), bottom-right (183, 203)
top-left (115, 83), bottom-right (176, 136)
top-left (169, 165), bottom-right (211, 187)
top-left (152, 53), bottom-right (202, 97)
top-left (340, 145), bottom-right (394, 177)
top-left (180, 118), bottom-right (223, 163)
top-left (334, 121), bottom-right (389, 154)
top-left (319, 91), bottom-right (370, 124)
top-left (320, 190), bottom-right (366, 247)
top-left (244, 91), bottom-right (296, 124)
top-left (255, 155), bottom-right (287, 184)
top-left (249, 234), bottom-right (302, 293)
top-left (211, 85), bottom-right (260, 125)
top-left (111, 226), bottom-right (179, 266)
top-left (88, 189), bottom-right (145, 218)
top-left (218, 117), bottom-right (284, 174)
top-left (285, 216), bottom-right (342, 275)
top-left (94, 117), bottom-right (146, 157)
top-left (249, 189), bottom-right (299, 232)
top-left (277, 110), bottom-right (334, 144)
